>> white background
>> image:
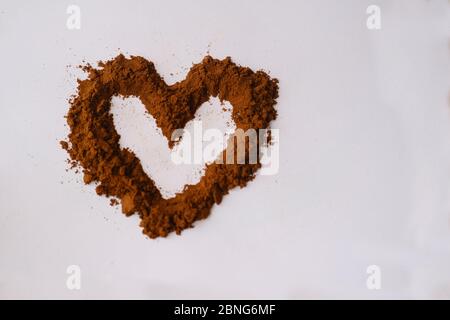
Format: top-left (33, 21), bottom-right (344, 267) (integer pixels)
top-left (0, 0), bottom-right (449, 299)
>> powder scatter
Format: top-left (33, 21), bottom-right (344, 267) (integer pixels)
top-left (60, 141), bottom-right (69, 150)
top-left (61, 54), bottom-right (278, 239)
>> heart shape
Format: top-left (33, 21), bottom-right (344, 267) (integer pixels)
top-left (63, 54), bottom-right (278, 238)
top-left (111, 95), bottom-right (235, 199)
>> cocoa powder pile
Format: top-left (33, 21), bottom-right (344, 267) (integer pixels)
top-left (62, 54), bottom-right (278, 238)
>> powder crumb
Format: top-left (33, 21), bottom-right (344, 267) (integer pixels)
top-left (121, 193), bottom-right (135, 215)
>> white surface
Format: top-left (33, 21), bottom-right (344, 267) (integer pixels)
top-left (0, 0), bottom-right (449, 299)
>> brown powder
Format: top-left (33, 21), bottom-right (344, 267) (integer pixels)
top-left (61, 54), bottom-right (278, 238)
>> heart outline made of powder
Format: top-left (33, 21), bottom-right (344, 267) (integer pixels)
top-left (63, 54), bottom-right (279, 238)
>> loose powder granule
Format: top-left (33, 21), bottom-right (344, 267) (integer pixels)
top-left (61, 54), bottom-right (279, 238)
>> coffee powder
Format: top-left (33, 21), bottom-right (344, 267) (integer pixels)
top-left (61, 54), bottom-right (279, 238)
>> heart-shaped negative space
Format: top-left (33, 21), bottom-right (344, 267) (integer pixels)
top-left (62, 54), bottom-right (279, 238)
top-left (111, 95), bottom-right (235, 199)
